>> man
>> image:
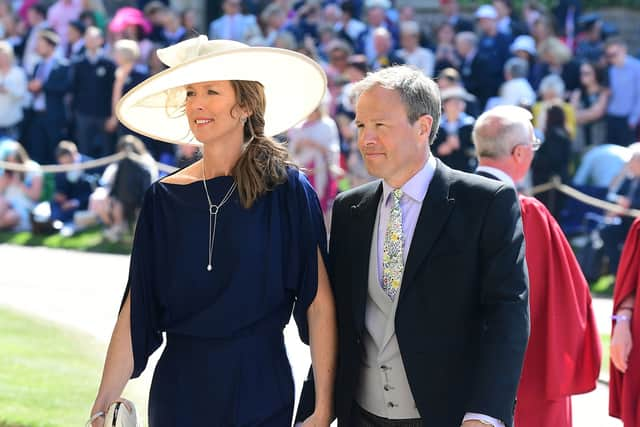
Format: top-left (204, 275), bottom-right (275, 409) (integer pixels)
top-left (370, 27), bottom-right (404, 71)
top-left (357, 1), bottom-right (398, 62)
top-left (25, 29), bottom-right (70, 165)
top-left (439, 0), bottom-right (474, 33)
top-left (572, 143), bottom-right (631, 188)
top-left (21, 4), bottom-right (49, 75)
top-left (605, 37), bottom-right (640, 147)
top-left (601, 146), bottom-right (640, 274)
top-left (50, 140), bottom-right (100, 226)
top-left (455, 31), bottom-right (495, 110)
top-left (66, 19), bottom-right (85, 60)
top-left (475, 5), bottom-right (511, 100)
top-left (297, 65), bottom-right (529, 426)
top-left (497, 57), bottom-right (535, 107)
top-left (473, 105), bottom-right (602, 427)
top-left (208, 0), bottom-right (259, 43)
top-left (69, 26), bottom-right (115, 158)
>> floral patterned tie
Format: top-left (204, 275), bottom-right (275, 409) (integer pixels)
top-left (382, 189), bottom-right (404, 300)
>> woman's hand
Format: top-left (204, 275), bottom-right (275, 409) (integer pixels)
top-left (301, 411), bottom-right (332, 427)
top-left (105, 116), bottom-right (118, 133)
top-left (611, 319), bottom-right (633, 373)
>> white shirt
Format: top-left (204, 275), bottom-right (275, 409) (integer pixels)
top-left (0, 66), bottom-right (27, 127)
top-left (396, 47), bottom-right (435, 77)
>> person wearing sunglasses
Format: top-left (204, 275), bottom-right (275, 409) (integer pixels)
top-left (473, 105), bottom-right (601, 427)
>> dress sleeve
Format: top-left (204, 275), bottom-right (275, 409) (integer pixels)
top-left (286, 169), bottom-right (328, 344)
top-left (119, 186), bottom-right (163, 378)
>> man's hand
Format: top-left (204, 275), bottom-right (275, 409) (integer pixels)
top-left (28, 79), bottom-right (42, 93)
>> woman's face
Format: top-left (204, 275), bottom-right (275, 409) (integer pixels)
top-left (437, 24), bottom-right (454, 44)
top-left (184, 80), bottom-right (246, 145)
top-left (580, 64), bottom-right (595, 86)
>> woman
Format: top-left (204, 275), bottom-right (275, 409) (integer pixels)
top-left (0, 140), bottom-right (42, 231)
top-left (89, 134), bottom-right (158, 243)
top-left (532, 104), bottom-right (572, 218)
top-left (433, 21), bottom-right (459, 76)
top-left (396, 20), bottom-right (434, 78)
top-left (105, 39), bottom-right (147, 137)
top-left (570, 61), bottom-right (609, 151)
top-left (288, 98), bottom-right (340, 220)
top-left (609, 218), bottom-right (639, 427)
top-left (532, 74), bottom-right (576, 139)
top-left (89, 36), bottom-right (336, 427)
top-left (0, 41), bottom-right (27, 140)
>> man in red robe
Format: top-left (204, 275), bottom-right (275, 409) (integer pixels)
top-left (610, 217), bottom-right (640, 426)
top-left (472, 105), bottom-right (602, 426)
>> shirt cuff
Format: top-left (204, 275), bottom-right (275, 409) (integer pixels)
top-left (463, 412), bottom-right (505, 427)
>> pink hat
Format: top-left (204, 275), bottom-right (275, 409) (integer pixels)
top-left (109, 7), bottom-right (152, 35)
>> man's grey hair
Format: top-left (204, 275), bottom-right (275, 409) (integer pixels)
top-left (472, 105), bottom-right (533, 159)
top-left (455, 31), bottom-right (478, 49)
top-left (352, 65), bottom-right (441, 144)
top-left (538, 74), bottom-right (565, 98)
top-left (504, 57), bottom-right (529, 79)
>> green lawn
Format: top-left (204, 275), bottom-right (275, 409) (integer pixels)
top-left (0, 307), bottom-right (108, 426)
top-left (0, 227), bottom-right (132, 255)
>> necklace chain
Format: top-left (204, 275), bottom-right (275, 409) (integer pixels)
top-left (202, 160), bottom-right (237, 272)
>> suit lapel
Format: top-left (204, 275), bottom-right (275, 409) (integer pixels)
top-left (399, 160), bottom-right (455, 301)
top-left (349, 182), bottom-right (383, 335)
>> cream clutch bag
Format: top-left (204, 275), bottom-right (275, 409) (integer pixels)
top-left (105, 399), bottom-right (138, 427)
top-left (86, 398), bottom-right (138, 427)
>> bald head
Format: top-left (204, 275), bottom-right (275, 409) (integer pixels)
top-left (473, 106), bottom-right (533, 159)
top-left (473, 106), bottom-right (535, 182)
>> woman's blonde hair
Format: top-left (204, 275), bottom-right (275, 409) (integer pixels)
top-left (0, 40), bottom-right (15, 64)
top-left (113, 39), bottom-right (140, 64)
top-left (231, 80), bottom-right (296, 208)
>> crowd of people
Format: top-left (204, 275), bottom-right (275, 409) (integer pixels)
top-left (0, 0), bottom-right (638, 261)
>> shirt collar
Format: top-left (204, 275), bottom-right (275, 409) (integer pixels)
top-left (382, 153), bottom-right (436, 205)
top-left (476, 165), bottom-right (516, 187)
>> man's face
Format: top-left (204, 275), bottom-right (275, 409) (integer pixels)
top-left (223, 0), bottom-right (241, 15)
top-left (367, 7), bottom-right (385, 27)
top-left (606, 44), bottom-right (626, 67)
top-left (355, 85), bottom-right (431, 186)
top-left (512, 122), bottom-right (536, 181)
top-left (35, 37), bottom-right (53, 57)
top-left (373, 33), bottom-right (391, 55)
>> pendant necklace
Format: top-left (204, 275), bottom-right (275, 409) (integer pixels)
top-left (202, 160), bottom-right (237, 271)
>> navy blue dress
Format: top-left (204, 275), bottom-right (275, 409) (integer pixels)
top-left (122, 168), bottom-right (327, 426)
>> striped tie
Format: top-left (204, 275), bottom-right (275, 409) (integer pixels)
top-left (382, 189), bottom-right (404, 300)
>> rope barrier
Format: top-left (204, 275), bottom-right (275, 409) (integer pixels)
top-left (526, 176), bottom-right (640, 218)
top-left (1, 152), bottom-right (638, 218)
top-left (0, 151), bottom-right (177, 174)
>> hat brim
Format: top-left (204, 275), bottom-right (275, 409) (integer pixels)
top-left (116, 47), bottom-right (327, 145)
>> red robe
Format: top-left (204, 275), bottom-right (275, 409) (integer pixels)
top-left (515, 196), bottom-right (602, 427)
top-left (609, 218), bottom-right (640, 426)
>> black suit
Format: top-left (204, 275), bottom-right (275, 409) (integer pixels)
top-left (25, 57), bottom-right (71, 164)
top-left (297, 160), bottom-right (529, 427)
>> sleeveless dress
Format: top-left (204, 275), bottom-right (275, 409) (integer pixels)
top-left (122, 168), bottom-right (327, 426)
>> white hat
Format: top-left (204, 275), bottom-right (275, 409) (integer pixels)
top-left (116, 36), bottom-right (327, 145)
top-left (475, 4), bottom-right (498, 20)
top-left (510, 35), bottom-right (537, 56)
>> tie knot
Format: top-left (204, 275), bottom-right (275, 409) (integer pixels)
top-left (392, 188), bottom-right (403, 203)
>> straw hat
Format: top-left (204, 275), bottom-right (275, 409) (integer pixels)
top-left (116, 36), bottom-right (327, 145)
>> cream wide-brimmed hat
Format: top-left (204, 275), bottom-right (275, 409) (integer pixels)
top-left (116, 36), bottom-right (327, 145)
